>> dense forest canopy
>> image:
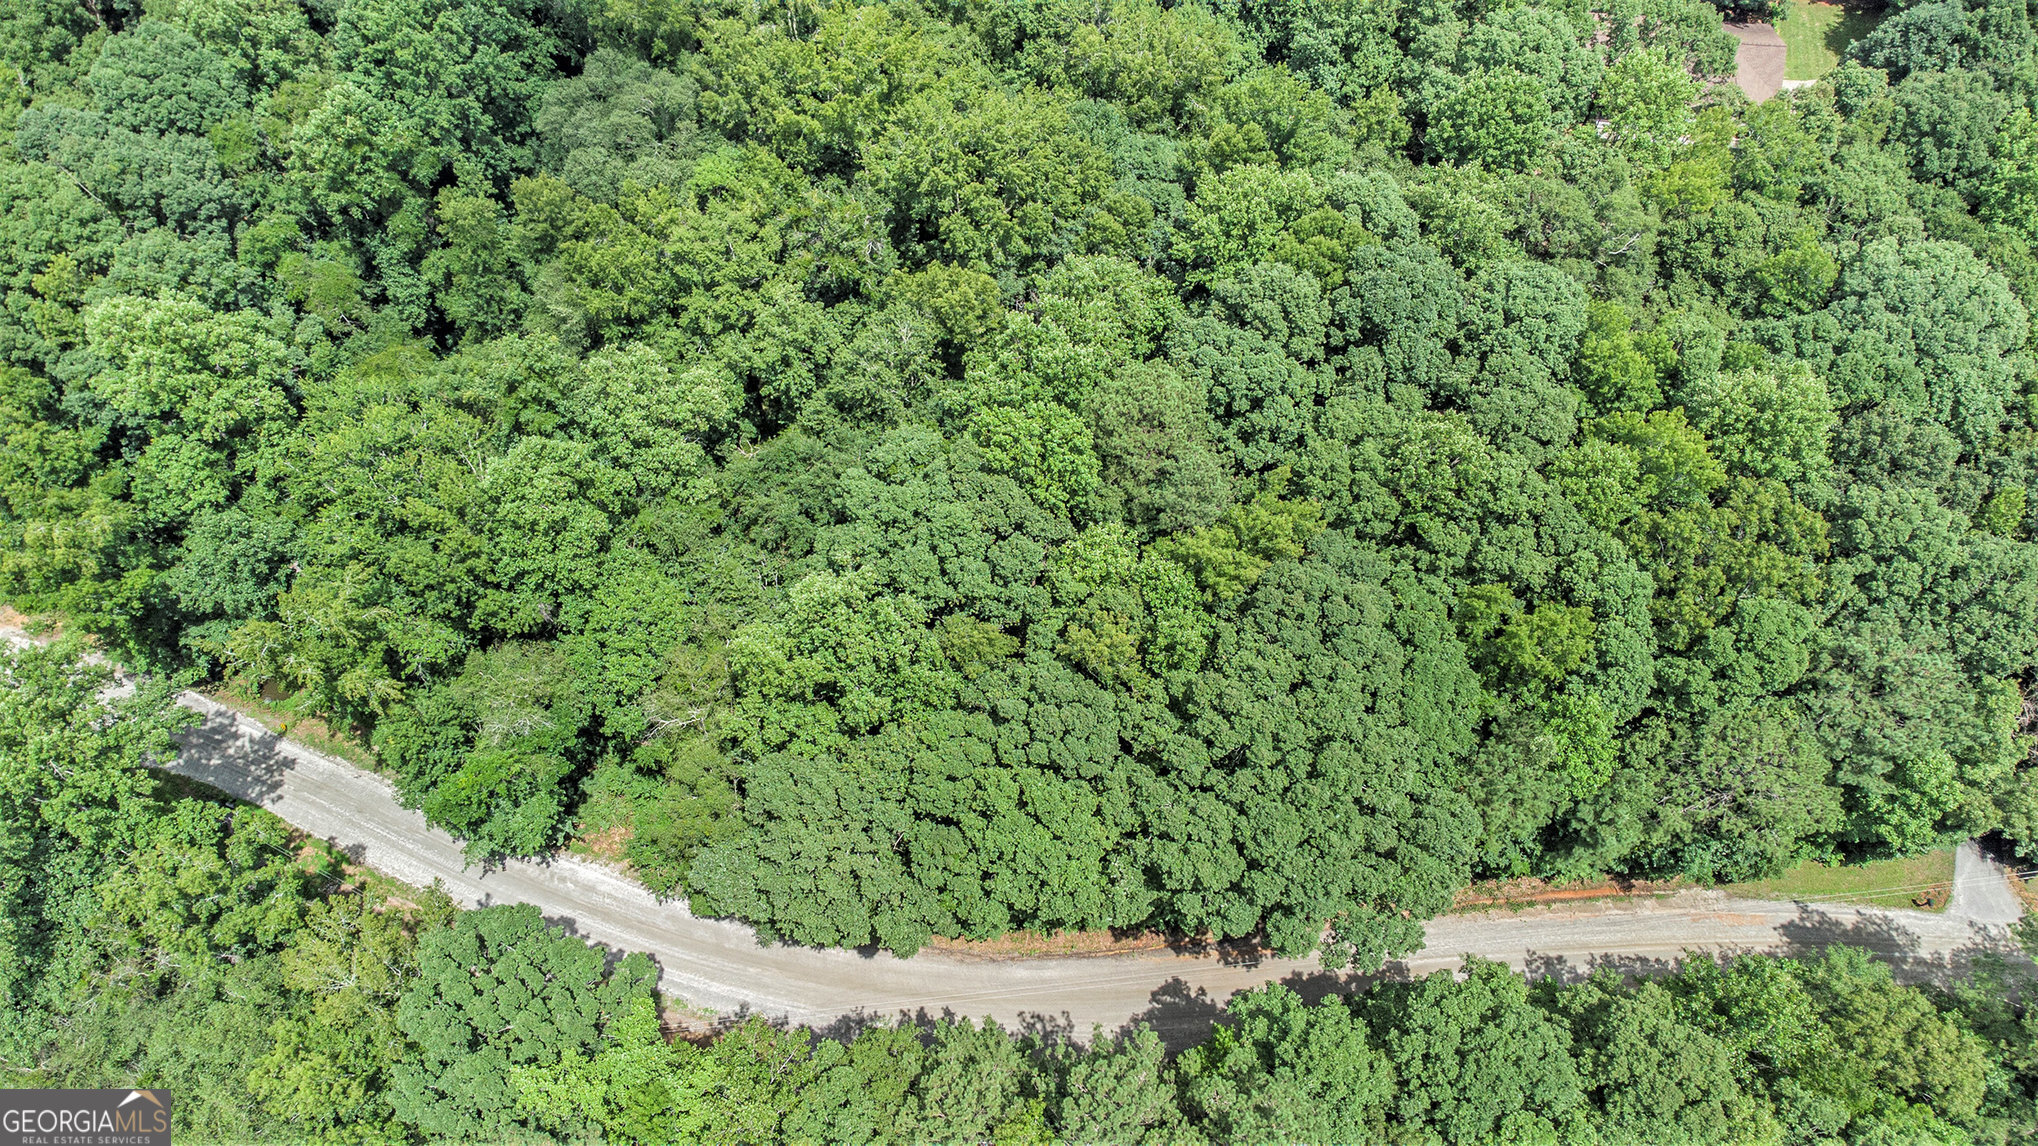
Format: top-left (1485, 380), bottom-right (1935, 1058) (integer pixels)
top-left (2, 639), bottom-right (2035, 1144)
top-left (5, 0), bottom-right (2038, 968)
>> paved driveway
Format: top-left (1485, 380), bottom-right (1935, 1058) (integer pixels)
top-left (1726, 21), bottom-right (1788, 102)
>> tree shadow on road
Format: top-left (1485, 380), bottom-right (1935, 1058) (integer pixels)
top-left (1277, 965), bottom-right (1388, 1004)
top-left (809, 1007), bottom-right (915, 1043)
top-left (1120, 977), bottom-right (1228, 1051)
top-left (170, 704), bottom-right (297, 805)
top-left (1513, 949), bottom-right (1682, 984)
top-left (1774, 904), bottom-right (2025, 985)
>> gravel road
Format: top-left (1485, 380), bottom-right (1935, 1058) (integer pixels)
top-left (1954, 838), bottom-right (2027, 924)
top-left (165, 692), bottom-right (2027, 1043)
top-left (6, 627), bottom-right (2026, 1044)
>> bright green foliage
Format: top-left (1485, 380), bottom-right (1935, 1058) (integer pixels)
top-left (1574, 299), bottom-right (1675, 415)
top-left (1677, 364), bottom-right (1835, 488)
top-left (5, 0), bottom-right (2038, 1000)
top-left (249, 894), bottom-right (444, 1143)
top-left (1365, 958), bottom-right (1587, 1144)
top-left (1181, 984), bottom-right (1392, 1143)
top-left (1426, 73), bottom-right (1557, 171)
top-left (0, 641), bottom-right (180, 849)
top-left (1976, 482), bottom-right (2028, 537)
top-left (88, 22), bottom-right (237, 136)
top-left (1554, 976), bottom-right (1760, 1145)
top-left (1596, 48), bottom-right (1698, 147)
top-left (512, 997), bottom-right (686, 1143)
top-left (81, 295), bottom-right (293, 529)
top-left (533, 48), bottom-right (700, 205)
top-left (392, 903), bottom-right (657, 1141)
top-left (1457, 583), bottom-right (1597, 693)
top-left (95, 799), bottom-right (314, 965)
top-left (1983, 108), bottom-right (2038, 237)
top-left (1001, 0), bottom-right (1242, 132)
top-left (1148, 468), bottom-right (1323, 602)
top-left (863, 85), bottom-right (1112, 272)
top-left (0, 640), bottom-right (186, 1010)
top-left (0, 646), bottom-right (2028, 1145)
top-left (690, 1), bottom-right (967, 176)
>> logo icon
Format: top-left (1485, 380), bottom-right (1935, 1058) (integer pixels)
top-left (0, 1088), bottom-right (172, 1145)
top-left (118, 1091), bottom-right (166, 1111)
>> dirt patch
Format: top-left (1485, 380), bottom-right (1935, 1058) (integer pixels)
top-left (926, 928), bottom-right (1181, 960)
top-left (0, 605), bottom-right (72, 640)
top-left (574, 823), bottom-right (635, 866)
top-left (2008, 866), bottom-right (2038, 914)
top-left (1724, 21), bottom-right (1788, 102)
top-left (926, 928), bottom-right (1278, 962)
top-left (1452, 873), bottom-right (1691, 911)
top-left (662, 999), bottom-right (737, 1042)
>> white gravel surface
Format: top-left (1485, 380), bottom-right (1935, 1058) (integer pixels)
top-left (1953, 839), bottom-right (2026, 924)
top-left (166, 692), bottom-right (2028, 1042)
top-left (6, 626), bottom-right (2027, 1043)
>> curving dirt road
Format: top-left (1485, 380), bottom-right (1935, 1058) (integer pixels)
top-left (5, 627), bottom-right (2025, 1044)
top-left (160, 692), bottom-right (2025, 1043)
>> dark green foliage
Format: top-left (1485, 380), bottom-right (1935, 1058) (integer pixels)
top-left (1365, 958), bottom-right (1587, 1143)
top-left (1552, 975), bottom-right (1756, 1143)
top-left (393, 904), bottom-right (657, 1140)
top-left (379, 641), bottom-right (593, 858)
top-left (6, 638), bottom-right (2037, 1143)
top-left (1174, 532), bottom-right (1482, 964)
top-left (1179, 983), bottom-right (1391, 1142)
top-left (6, 0), bottom-right (2038, 1001)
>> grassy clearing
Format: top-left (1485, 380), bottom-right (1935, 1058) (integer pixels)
top-left (1725, 848), bottom-right (1955, 911)
top-left (1779, 0), bottom-right (1883, 81)
top-left (202, 677), bottom-right (382, 771)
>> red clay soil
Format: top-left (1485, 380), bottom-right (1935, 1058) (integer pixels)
top-left (925, 875), bottom-right (1696, 961)
top-left (574, 823), bottom-right (634, 865)
top-left (1453, 873), bottom-right (1691, 910)
top-left (1725, 21), bottom-right (1788, 102)
top-left (926, 928), bottom-right (1257, 962)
